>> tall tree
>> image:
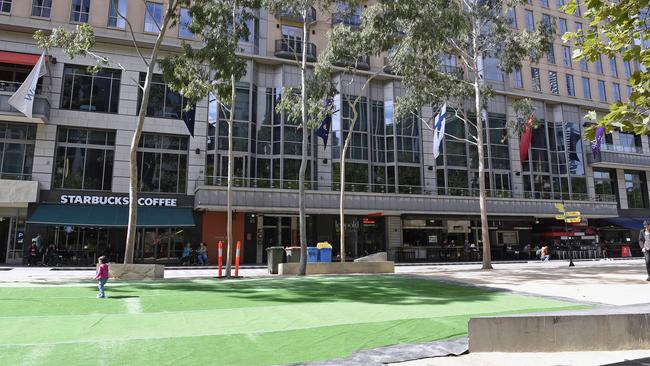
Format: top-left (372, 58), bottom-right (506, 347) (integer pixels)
top-left (160, 0), bottom-right (260, 277)
top-left (562, 1), bottom-right (650, 139)
top-left (35, 0), bottom-right (185, 264)
top-left (366, 0), bottom-right (553, 269)
top-left (263, 0), bottom-right (356, 274)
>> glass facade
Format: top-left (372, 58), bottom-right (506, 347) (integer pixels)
top-left (137, 133), bottom-right (188, 193)
top-left (61, 65), bottom-right (121, 113)
top-left (0, 123), bottom-right (35, 180)
top-left (53, 127), bottom-right (115, 190)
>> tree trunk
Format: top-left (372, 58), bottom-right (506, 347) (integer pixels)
top-left (124, 0), bottom-right (176, 264)
top-left (473, 20), bottom-right (492, 270)
top-left (339, 99), bottom-right (358, 263)
top-left (297, 2), bottom-right (309, 276)
top-left (225, 4), bottom-right (237, 277)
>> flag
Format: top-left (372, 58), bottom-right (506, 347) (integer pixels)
top-left (519, 114), bottom-right (534, 163)
top-left (432, 103), bottom-right (447, 159)
top-left (181, 106), bottom-right (196, 137)
top-left (316, 97), bottom-right (334, 150)
top-left (591, 126), bottom-right (604, 158)
top-left (8, 52), bottom-right (46, 119)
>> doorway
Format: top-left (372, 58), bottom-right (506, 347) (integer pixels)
top-left (261, 216), bottom-right (294, 262)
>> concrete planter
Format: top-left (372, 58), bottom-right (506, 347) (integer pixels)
top-left (108, 264), bottom-right (164, 280)
top-left (278, 261), bottom-right (394, 275)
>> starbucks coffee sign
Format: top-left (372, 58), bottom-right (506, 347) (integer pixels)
top-left (60, 195), bottom-right (177, 207)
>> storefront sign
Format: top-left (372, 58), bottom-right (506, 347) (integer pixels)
top-left (60, 195), bottom-right (177, 207)
top-left (447, 220), bottom-right (470, 233)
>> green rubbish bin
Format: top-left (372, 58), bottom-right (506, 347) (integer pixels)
top-left (266, 247), bottom-right (285, 274)
top-left (285, 247), bottom-right (302, 263)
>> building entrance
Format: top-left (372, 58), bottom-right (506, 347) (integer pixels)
top-left (261, 216), bottom-right (295, 262)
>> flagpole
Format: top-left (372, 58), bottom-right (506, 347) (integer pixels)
top-left (559, 124), bottom-right (575, 268)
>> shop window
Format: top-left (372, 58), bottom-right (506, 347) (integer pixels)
top-left (0, 123), bottom-right (36, 180)
top-left (624, 171), bottom-right (647, 209)
top-left (61, 65), bottom-right (121, 113)
top-left (53, 127), bottom-right (115, 190)
top-left (137, 133), bottom-right (188, 193)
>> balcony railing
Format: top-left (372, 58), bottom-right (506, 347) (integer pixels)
top-left (588, 146), bottom-right (650, 168)
top-left (197, 177), bottom-right (616, 203)
top-left (274, 39), bottom-right (317, 62)
top-left (0, 86), bottom-right (50, 122)
top-left (0, 173), bottom-right (32, 181)
top-left (332, 13), bottom-right (362, 27)
top-left (601, 143), bottom-right (644, 154)
top-left (439, 65), bottom-right (464, 79)
top-left (275, 6), bottom-right (316, 23)
top-left (0, 80), bottom-right (43, 94)
top-left (333, 55), bottom-right (370, 70)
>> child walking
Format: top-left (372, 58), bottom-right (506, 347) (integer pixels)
top-left (95, 256), bottom-right (109, 298)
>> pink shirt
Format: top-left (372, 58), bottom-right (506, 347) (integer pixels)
top-left (95, 263), bottom-right (109, 280)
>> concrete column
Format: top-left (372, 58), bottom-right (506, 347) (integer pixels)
top-left (386, 216), bottom-right (402, 261)
top-left (112, 130), bottom-right (132, 193)
top-left (32, 124), bottom-right (57, 190)
top-left (616, 168), bottom-right (629, 209)
top-left (642, 134), bottom-right (650, 155)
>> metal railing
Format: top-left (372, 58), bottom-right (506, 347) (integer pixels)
top-left (600, 143), bottom-right (645, 155)
top-left (274, 39), bottom-right (317, 61)
top-left (333, 55), bottom-right (370, 70)
top-left (0, 81), bottom-right (43, 94)
top-left (196, 176), bottom-right (617, 203)
top-left (275, 6), bottom-right (316, 23)
top-left (332, 13), bottom-right (362, 27)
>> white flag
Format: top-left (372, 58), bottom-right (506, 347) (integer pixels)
top-left (432, 103), bottom-right (447, 159)
top-left (9, 52), bottom-right (46, 119)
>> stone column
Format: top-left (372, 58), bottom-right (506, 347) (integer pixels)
top-left (616, 168), bottom-right (628, 209)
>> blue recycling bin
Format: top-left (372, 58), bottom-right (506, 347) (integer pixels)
top-left (318, 248), bottom-right (332, 263)
top-left (307, 247), bottom-right (319, 263)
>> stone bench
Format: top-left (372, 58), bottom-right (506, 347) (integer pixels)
top-left (468, 305), bottom-right (650, 352)
top-left (109, 264), bottom-right (164, 280)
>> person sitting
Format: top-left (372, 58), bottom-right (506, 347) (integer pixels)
top-left (180, 242), bottom-right (192, 265)
top-left (540, 245), bottom-right (550, 262)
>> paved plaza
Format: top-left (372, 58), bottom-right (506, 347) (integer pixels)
top-left (1, 259), bottom-right (649, 365)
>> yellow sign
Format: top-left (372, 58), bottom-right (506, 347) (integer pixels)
top-left (566, 211), bottom-right (581, 217)
top-left (566, 218), bottom-right (581, 223)
top-left (555, 203), bottom-right (565, 212)
top-left (555, 215), bottom-right (566, 220)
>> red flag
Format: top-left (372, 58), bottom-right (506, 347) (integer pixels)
top-left (519, 114), bottom-right (534, 163)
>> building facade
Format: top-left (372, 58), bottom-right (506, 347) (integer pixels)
top-left (0, 0), bottom-right (647, 265)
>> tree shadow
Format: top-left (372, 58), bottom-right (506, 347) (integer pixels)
top-left (118, 275), bottom-right (508, 307)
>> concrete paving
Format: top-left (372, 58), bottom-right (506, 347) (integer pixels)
top-left (389, 350), bottom-right (650, 366)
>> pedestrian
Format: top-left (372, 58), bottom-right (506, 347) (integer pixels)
top-left (197, 242), bottom-right (208, 265)
top-left (94, 256), bottom-right (109, 298)
top-left (639, 220), bottom-right (650, 281)
top-left (27, 242), bottom-right (38, 266)
top-left (180, 242), bottom-right (192, 265)
top-left (540, 245), bottom-right (550, 262)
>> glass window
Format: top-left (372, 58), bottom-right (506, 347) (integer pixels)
top-left (595, 55), bottom-right (603, 74)
top-left (0, 62), bottom-right (44, 93)
top-left (540, 0), bottom-right (549, 7)
top-left (0, 0), bottom-right (11, 13)
top-left (513, 68), bottom-right (523, 88)
top-left (624, 171), bottom-right (647, 209)
top-left (144, 1), bottom-right (162, 33)
top-left (108, 0), bottom-right (127, 28)
top-left (582, 77), bottom-right (591, 99)
top-left (32, 0), bottom-right (51, 17)
top-left (609, 58), bottom-right (618, 77)
top-left (558, 18), bottom-right (567, 34)
top-left (593, 170), bottom-right (615, 197)
top-left (525, 10), bottom-right (534, 32)
top-left (0, 123), bottom-right (36, 180)
top-left (548, 71), bottom-right (559, 94)
top-left (613, 83), bottom-right (621, 102)
top-left (398, 166), bottom-right (421, 194)
top-left (597, 80), bottom-right (607, 102)
top-left (137, 133), bottom-right (188, 193)
top-left (566, 74), bottom-right (575, 97)
top-left (70, 0), bottom-right (90, 23)
top-left (53, 127), bottom-right (115, 190)
top-left (137, 73), bottom-right (190, 119)
top-left (562, 46), bottom-right (572, 67)
top-left (556, 0), bottom-right (565, 9)
top-left (624, 60), bottom-right (632, 78)
top-left (546, 44), bottom-right (556, 64)
top-left (61, 65), bottom-right (121, 113)
top-left (179, 8), bottom-right (194, 39)
top-left (507, 7), bottom-right (517, 28)
top-left (531, 67), bottom-right (541, 92)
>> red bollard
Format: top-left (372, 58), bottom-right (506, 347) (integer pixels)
top-left (234, 241), bottom-right (241, 278)
top-left (217, 241), bottom-right (223, 278)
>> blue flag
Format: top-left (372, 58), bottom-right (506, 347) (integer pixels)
top-left (433, 104), bottom-right (447, 159)
top-left (182, 106), bottom-right (196, 137)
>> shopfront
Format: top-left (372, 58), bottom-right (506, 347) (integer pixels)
top-left (25, 191), bottom-right (197, 265)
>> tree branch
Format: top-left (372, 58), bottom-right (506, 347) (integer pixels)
top-left (112, 0), bottom-right (150, 67)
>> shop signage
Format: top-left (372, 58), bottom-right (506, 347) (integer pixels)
top-left (59, 195), bottom-right (177, 207)
top-left (447, 220), bottom-right (470, 233)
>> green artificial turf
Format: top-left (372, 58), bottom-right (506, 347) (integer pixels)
top-left (0, 275), bottom-right (586, 366)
